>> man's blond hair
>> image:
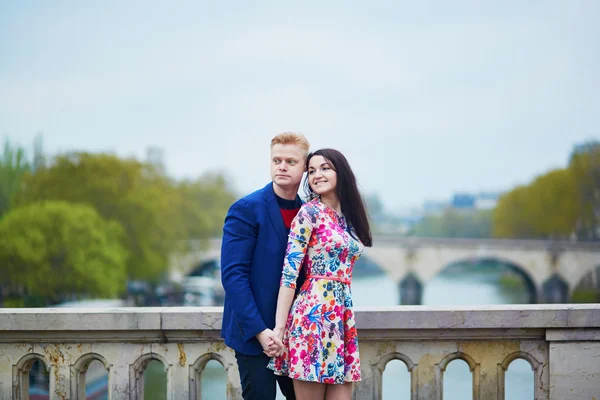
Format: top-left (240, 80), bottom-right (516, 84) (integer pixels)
top-left (271, 132), bottom-right (310, 158)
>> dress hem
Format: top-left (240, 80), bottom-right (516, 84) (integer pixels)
top-left (269, 368), bottom-right (361, 384)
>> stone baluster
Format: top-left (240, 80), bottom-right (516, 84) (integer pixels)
top-left (0, 306), bottom-right (598, 399)
top-left (169, 343), bottom-right (191, 400)
top-left (108, 364), bottom-right (131, 400)
top-left (0, 346), bottom-right (14, 399)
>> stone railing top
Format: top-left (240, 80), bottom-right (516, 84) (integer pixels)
top-left (1, 305), bottom-right (599, 334)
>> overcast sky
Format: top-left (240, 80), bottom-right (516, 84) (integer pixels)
top-left (1, 1), bottom-right (598, 212)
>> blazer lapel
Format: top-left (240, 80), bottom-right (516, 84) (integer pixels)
top-left (264, 183), bottom-right (288, 247)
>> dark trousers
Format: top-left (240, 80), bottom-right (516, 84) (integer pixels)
top-left (235, 352), bottom-right (296, 400)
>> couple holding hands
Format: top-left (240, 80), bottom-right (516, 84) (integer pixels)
top-left (221, 132), bottom-right (372, 400)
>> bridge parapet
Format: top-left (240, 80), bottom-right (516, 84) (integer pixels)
top-left (1, 305), bottom-right (598, 399)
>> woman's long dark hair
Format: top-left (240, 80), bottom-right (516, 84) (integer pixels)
top-left (304, 149), bottom-right (373, 247)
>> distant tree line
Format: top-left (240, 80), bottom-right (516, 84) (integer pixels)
top-left (411, 209), bottom-right (493, 239)
top-left (0, 136), bottom-right (236, 306)
top-left (408, 141), bottom-right (599, 241)
top-left (493, 141), bottom-right (600, 241)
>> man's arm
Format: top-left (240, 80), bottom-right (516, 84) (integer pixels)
top-left (220, 199), bottom-right (268, 341)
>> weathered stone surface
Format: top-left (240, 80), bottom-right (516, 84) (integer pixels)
top-left (0, 306), bottom-right (598, 399)
top-left (354, 304), bottom-right (600, 330)
top-left (1, 304), bottom-right (599, 333)
top-left (0, 307), bottom-right (161, 331)
top-left (546, 328), bottom-right (600, 341)
top-left (160, 306), bottom-right (224, 331)
top-left (549, 342), bottom-right (600, 400)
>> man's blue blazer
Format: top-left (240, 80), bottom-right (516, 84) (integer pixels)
top-left (220, 182), bottom-right (303, 355)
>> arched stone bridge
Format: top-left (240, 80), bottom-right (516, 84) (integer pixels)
top-left (170, 236), bottom-right (600, 304)
top-left (363, 236), bottom-right (600, 304)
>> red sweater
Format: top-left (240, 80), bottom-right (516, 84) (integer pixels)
top-left (280, 208), bottom-right (300, 229)
top-left (276, 195), bottom-right (302, 229)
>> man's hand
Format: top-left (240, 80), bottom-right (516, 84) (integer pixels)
top-left (257, 328), bottom-right (283, 357)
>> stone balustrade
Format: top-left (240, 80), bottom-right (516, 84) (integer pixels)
top-left (1, 305), bottom-right (599, 399)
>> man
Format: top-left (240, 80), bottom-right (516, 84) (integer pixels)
top-left (221, 132), bottom-right (310, 400)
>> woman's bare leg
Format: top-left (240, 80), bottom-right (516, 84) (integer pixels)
top-left (325, 382), bottom-right (353, 400)
top-left (293, 380), bottom-right (327, 400)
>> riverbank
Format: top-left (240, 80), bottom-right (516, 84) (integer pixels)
top-left (498, 273), bottom-right (600, 303)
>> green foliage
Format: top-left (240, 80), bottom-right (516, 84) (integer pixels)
top-left (569, 143), bottom-right (600, 240)
top-left (498, 273), bottom-right (527, 290)
top-left (493, 170), bottom-right (580, 239)
top-left (0, 139), bottom-right (31, 218)
top-left (13, 152), bottom-right (184, 281)
top-left (493, 141), bottom-right (600, 240)
top-left (531, 169), bottom-right (580, 237)
top-left (0, 201), bottom-right (128, 303)
top-left (571, 288), bottom-right (600, 303)
top-left (177, 172), bottom-right (237, 239)
top-left (493, 185), bottom-right (533, 238)
top-left (412, 208), bottom-right (493, 238)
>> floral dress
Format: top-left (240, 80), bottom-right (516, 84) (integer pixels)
top-left (267, 198), bottom-right (364, 384)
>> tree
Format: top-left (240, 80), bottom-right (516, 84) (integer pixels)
top-left (0, 139), bottom-right (31, 218)
top-left (14, 152), bottom-right (185, 281)
top-left (529, 169), bottom-right (580, 238)
top-left (177, 172), bottom-right (237, 239)
top-left (569, 142), bottom-right (600, 241)
top-left (413, 208), bottom-right (493, 238)
top-left (493, 169), bottom-right (580, 239)
top-left (0, 201), bottom-right (128, 304)
top-left (31, 133), bottom-right (46, 171)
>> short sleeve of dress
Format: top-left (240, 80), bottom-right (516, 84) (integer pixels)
top-left (280, 203), bottom-right (315, 289)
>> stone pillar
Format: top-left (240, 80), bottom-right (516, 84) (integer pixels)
top-left (547, 329), bottom-right (600, 399)
top-left (399, 273), bottom-right (423, 305)
top-left (169, 343), bottom-right (190, 400)
top-left (42, 344), bottom-right (71, 400)
top-left (542, 274), bottom-right (569, 303)
top-left (0, 353), bottom-right (11, 400)
top-left (108, 365), bottom-right (131, 400)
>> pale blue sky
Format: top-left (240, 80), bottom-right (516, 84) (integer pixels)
top-left (1, 1), bottom-right (598, 212)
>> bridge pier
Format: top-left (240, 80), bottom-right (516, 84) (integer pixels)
top-left (399, 273), bottom-right (423, 305)
top-left (542, 274), bottom-right (570, 303)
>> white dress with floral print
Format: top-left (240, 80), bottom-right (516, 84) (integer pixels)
top-left (267, 198), bottom-right (363, 384)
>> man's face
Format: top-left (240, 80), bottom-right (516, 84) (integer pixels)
top-left (270, 144), bottom-right (306, 191)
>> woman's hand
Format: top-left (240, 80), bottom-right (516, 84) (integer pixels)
top-left (272, 325), bottom-right (285, 357)
top-left (257, 329), bottom-right (283, 357)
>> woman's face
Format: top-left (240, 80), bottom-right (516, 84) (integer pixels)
top-left (308, 155), bottom-right (337, 197)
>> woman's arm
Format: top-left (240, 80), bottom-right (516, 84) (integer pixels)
top-left (273, 204), bottom-right (315, 348)
top-left (275, 286), bottom-right (296, 330)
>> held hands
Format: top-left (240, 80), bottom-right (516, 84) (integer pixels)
top-left (257, 327), bottom-right (285, 358)
top-left (271, 326), bottom-right (285, 357)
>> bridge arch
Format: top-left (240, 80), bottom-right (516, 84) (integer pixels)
top-left (425, 257), bottom-right (539, 304)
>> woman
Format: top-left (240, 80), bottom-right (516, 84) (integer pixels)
top-left (267, 148), bottom-right (373, 400)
